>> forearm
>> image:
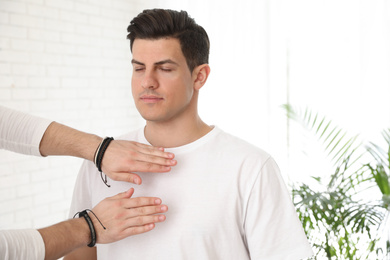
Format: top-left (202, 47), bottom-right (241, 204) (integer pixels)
top-left (38, 218), bottom-right (90, 260)
top-left (39, 122), bottom-right (102, 161)
top-left (39, 120), bottom-right (176, 185)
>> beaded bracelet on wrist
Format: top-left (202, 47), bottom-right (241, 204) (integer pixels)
top-left (73, 209), bottom-right (106, 247)
top-left (93, 137), bottom-right (114, 187)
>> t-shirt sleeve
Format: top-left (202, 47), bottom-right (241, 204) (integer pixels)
top-left (244, 157), bottom-right (314, 260)
top-left (0, 105), bottom-right (53, 156)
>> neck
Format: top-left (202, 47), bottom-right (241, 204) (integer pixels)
top-left (144, 115), bottom-right (212, 148)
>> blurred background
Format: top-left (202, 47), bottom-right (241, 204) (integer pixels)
top-left (0, 0), bottom-right (389, 249)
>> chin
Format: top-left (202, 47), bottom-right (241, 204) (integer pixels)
top-left (140, 113), bottom-right (164, 122)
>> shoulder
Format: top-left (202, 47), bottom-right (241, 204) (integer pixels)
top-left (207, 127), bottom-right (280, 184)
top-left (213, 127), bottom-right (272, 162)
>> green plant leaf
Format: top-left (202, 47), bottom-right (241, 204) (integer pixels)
top-left (282, 104), bottom-right (362, 166)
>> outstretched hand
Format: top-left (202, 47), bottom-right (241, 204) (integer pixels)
top-left (91, 188), bottom-right (168, 244)
top-left (101, 140), bottom-right (177, 184)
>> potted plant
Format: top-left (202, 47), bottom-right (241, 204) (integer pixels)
top-left (283, 104), bottom-right (389, 259)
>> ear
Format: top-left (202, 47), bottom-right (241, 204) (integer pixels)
top-left (193, 64), bottom-right (211, 90)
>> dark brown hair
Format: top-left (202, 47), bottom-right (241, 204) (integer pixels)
top-left (127, 9), bottom-right (210, 72)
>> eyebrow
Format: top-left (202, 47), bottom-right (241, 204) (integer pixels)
top-left (131, 59), bottom-right (179, 66)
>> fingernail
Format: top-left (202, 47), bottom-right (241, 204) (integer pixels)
top-left (155, 198), bottom-right (162, 204)
top-left (160, 205), bottom-right (167, 211)
top-left (135, 178), bottom-right (140, 185)
top-left (158, 215), bottom-right (166, 221)
top-left (148, 223), bottom-right (155, 229)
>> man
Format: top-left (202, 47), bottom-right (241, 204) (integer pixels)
top-left (0, 105), bottom-right (175, 260)
top-left (65, 9), bottom-right (313, 259)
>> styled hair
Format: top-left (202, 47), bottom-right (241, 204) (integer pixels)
top-left (127, 9), bottom-right (210, 72)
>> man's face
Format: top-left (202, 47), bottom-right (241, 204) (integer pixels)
top-left (131, 38), bottom-right (195, 123)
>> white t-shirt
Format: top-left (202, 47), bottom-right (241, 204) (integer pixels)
top-left (69, 126), bottom-right (313, 260)
top-left (0, 106), bottom-right (51, 260)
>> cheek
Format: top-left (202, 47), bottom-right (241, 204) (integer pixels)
top-left (131, 84), bottom-right (136, 99)
top-left (131, 76), bottom-right (138, 88)
top-left (183, 80), bottom-right (195, 100)
top-left (131, 77), bottom-right (141, 95)
top-left (170, 83), bottom-right (194, 107)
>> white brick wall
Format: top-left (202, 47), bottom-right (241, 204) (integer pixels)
top-left (0, 0), bottom-right (158, 231)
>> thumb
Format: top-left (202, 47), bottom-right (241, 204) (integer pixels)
top-left (126, 187), bottom-right (135, 198)
top-left (111, 188), bottom-right (135, 199)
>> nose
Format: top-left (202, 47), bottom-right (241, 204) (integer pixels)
top-left (141, 70), bottom-right (158, 89)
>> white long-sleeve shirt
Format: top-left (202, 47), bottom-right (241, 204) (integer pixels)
top-left (0, 105), bottom-right (52, 260)
top-left (0, 105), bottom-right (52, 156)
top-left (0, 229), bottom-right (46, 260)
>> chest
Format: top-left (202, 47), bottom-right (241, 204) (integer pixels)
top-left (92, 149), bottom-right (257, 259)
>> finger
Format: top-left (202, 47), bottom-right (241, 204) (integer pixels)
top-left (120, 140), bottom-right (171, 158)
top-left (134, 143), bottom-right (175, 159)
top-left (135, 154), bottom-right (177, 167)
top-left (123, 197), bottom-right (164, 209)
top-left (126, 188), bottom-right (135, 198)
top-left (125, 214), bottom-right (166, 228)
top-left (110, 172), bottom-right (143, 185)
top-left (126, 161), bottom-right (175, 173)
top-left (122, 223), bottom-right (156, 238)
top-left (126, 204), bottom-right (168, 218)
top-left (108, 188), bottom-right (135, 200)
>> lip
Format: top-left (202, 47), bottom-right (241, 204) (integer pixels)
top-left (140, 95), bottom-right (164, 103)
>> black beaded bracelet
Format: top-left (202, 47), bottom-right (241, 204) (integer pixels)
top-left (94, 137), bottom-right (114, 187)
top-left (79, 210), bottom-right (97, 247)
top-left (73, 209), bottom-right (106, 248)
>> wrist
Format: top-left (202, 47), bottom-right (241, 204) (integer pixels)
top-left (82, 134), bottom-right (103, 162)
top-left (73, 209), bottom-right (106, 246)
top-left (37, 218), bottom-right (91, 260)
top-left (73, 217), bottom-right (92, 246)
top-left (78, 211), bottom-right (97, 247)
